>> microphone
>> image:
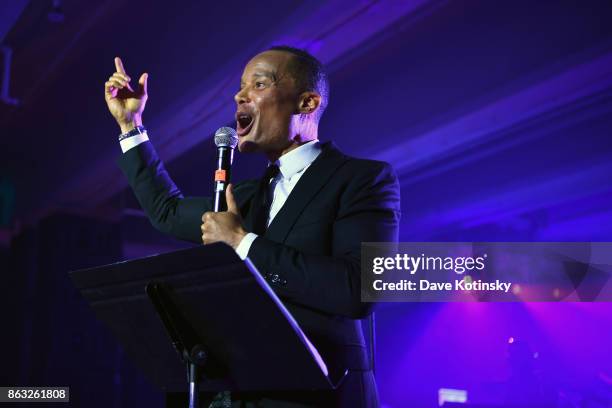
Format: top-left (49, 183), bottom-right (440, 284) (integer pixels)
top-left (213, 127), bottom-right (239, 212)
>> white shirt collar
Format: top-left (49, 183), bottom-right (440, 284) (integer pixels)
top-left (273, 140), bottom-right (322, 179)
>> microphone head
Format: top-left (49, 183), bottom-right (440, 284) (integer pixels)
top-left (214, 127), bottom-right (238, 149)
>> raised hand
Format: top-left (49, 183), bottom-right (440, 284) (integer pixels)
top-left (104, 57), bottom-right (148, 133)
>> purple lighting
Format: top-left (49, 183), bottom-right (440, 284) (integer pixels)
top-left (2, 0), bottom-right (612, 406)
top-left (377, 302), bottom-right (612, 406)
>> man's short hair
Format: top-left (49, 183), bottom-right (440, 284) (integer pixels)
top-left (268, 45), bottom-right (329, 122)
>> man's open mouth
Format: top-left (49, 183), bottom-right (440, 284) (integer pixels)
top-left (236, 112), bottom-right (254, 136)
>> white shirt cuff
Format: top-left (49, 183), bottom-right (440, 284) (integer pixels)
top-left (120, 132), bottom-right (149, 153)
top-left (235, 232), bottom-right (258, 260)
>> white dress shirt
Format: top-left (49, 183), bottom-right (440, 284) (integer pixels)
top-left (120, 132), bottom-right (149, 153)
top-left (121, 134), bottom-right (322, 260)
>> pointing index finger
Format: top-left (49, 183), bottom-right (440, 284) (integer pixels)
top-left (114, 57), bottom-right (128, 75)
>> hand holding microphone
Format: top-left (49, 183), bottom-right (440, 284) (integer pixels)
top-left (200, 183), bottom-right (246, 249)
top-left (200, 126), bottom-right (246, 248)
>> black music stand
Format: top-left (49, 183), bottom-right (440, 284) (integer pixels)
top-left (70, 243), bottom-right (343, 408)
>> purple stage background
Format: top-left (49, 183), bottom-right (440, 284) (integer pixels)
top-left (1, 0), bottom-right (611, 407)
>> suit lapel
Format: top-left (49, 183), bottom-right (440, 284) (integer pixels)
top-left (264, 141), bottom-right (348, 243)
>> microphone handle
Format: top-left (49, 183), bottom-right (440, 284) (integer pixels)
top-left (213, 146), bottom-right (234, 212)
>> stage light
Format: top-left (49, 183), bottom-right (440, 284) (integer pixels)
top-left (438, 388), bottom-right (467, 406)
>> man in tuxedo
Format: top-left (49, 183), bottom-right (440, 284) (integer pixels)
top-left (104, 46), bottom-right (400, 407)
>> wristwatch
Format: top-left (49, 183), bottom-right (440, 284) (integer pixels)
top-left (118, 125), bottom-right (147, 142)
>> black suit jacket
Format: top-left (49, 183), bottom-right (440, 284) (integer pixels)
top-left (117, 140), bottom-right (401, 402)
